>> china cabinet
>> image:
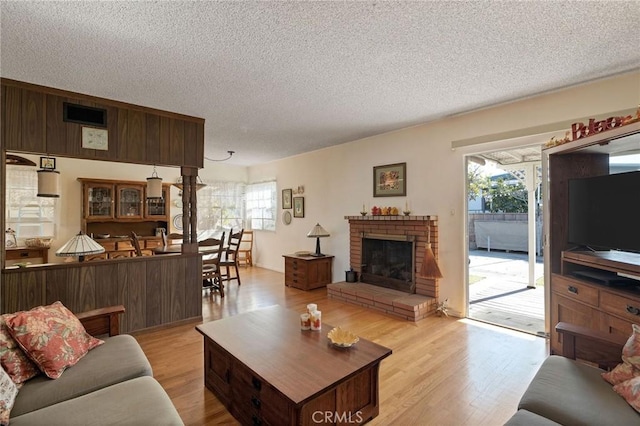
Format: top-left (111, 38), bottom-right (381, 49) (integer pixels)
top-left (80, 178), bottom-right (170, 222)
top-left (86, 182), bottom-right (114, 220)
top-left (78, 178), bottom-right (169, 257)
top-left (116, 184), bottom-right (144, 219)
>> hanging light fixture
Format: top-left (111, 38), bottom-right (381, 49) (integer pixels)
top-left (172, 176), bottom-right (207, 193)
top-left (37, 156), bottom-right (60, 198)
top-left (146, 166), bottom-right (163, 199)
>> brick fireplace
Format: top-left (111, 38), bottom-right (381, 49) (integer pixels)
top-left (327, 215), bottom-right (439, 321)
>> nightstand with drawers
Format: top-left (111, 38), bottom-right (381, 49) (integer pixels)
top-left (283, 254), bottom-right (334, 290)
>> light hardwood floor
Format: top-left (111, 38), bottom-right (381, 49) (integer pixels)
top-left (133, 266), bottom-right (549, 425)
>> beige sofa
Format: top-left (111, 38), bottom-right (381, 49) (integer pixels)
top-left (9, 305), bottom-right (183, 425)
top-left (506, 323), bottom-right (639, 426)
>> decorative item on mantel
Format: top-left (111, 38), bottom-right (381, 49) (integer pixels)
top-left (403, 200), bottom-right (411, 216)
top-left (370, 206), bottom-right (400, 216)
top-left (420, 225), bottom-right (443, 279)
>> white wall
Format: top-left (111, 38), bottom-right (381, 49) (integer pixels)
top-left (248, 71), bottom-right (640, 316)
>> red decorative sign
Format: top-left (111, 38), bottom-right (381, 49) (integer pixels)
top-left (571, 116), bottom-right (626, 141)
top-left (546, 106), bottom-right (640, 148)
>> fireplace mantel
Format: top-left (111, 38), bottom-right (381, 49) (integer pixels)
top-left (344, 215), bottom-right (434, 221)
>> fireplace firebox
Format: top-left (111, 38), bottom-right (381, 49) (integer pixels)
top-left (360, 233), bottom-right (415, 293)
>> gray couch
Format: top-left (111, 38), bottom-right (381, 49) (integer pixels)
top-left (9, 305), bottom-right (183, 425)
top-left (506, 323), bottom-right (640, 426)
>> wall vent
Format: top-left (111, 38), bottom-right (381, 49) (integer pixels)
top-left (63, 102), bottom-right (107, 127)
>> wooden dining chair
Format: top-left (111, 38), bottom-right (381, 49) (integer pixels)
top-left (200, 232), bottom-right (225, 297)
top-left (130, 231), bottom-right (153, 256)
top-left (162, 232), bottom-right (183, 246)
top-left (237, 230), bottom-right (254, 267)
top-left (220, 229), bottom-right (244, 287)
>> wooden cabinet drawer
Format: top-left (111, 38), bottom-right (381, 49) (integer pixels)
top-left (85, 253), bottom-right (108, 262)
top-left (100, 242), bottom-right (117, 251)
top-left (116, 240), bottom-right (134, 250)
top-left (600, 290), bottom-right (640, 324)
top-left (601, 313), bottom-right (636, 341)
top-left (108, 250), bottom-right (131, 259)
top-left (145, 239), bottom-right (162, 249)
top-left (551, 274), bottom-right (599, 307)
top-left (286, 259), bottom-right (307, 273)
top-left (204, 339), bottom-right (232, 407)
top-left (231, 361), bottom-right (291, 425)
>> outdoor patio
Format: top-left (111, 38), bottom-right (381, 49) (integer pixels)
top-left (468, 249), bottom-right (545, 336)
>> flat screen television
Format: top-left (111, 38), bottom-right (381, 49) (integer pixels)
top-left (568, 170), bottom-right (640, 253)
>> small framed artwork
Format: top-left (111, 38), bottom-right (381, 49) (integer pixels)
top-left (40, 157), bottom-right (56, 170)
top-left (373, 162), bottom-right (406, 197)
top-left (293, 196), bottom-right (305, 218)
top-left (282, 188), bottom-right (293, 209)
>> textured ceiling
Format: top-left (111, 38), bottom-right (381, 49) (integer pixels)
top-left (1, 1), bottom-right (639, 166)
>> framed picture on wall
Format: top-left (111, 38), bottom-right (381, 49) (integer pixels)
top-left (293, 196), bottom-right (305, 218)
top-left (282, 188), bottom-right (293, 209)
top-left (373, 162), bottom-right (406, 197)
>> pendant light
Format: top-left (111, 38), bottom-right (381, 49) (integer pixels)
top-left (37, 156), bottom-right (60, 198)
top-left (146, 166), bottom-right (163, 199)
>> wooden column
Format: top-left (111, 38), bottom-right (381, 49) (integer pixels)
top-left (180, 166), bottom-right (199, 253)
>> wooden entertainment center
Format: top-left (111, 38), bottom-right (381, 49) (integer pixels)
top-left (546, 121), bottom-right (640, 355)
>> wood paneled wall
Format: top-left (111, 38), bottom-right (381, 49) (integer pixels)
top-left (1, 78), bottom-right (204, 168)
top-left (1, 254), bottom-right (202, 333)
top-left (1, 78), bottom-right (206, 330)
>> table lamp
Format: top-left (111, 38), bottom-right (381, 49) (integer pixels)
top-left (307, 223), bottom-right (330, 257)
top-left (56, 231), bottom-right (105, 262)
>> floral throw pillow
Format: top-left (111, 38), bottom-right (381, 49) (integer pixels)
top-left (0, 366), bottom-right (18, 426)
top-left (613, 376), bottom-right (640, 413)
top-left (0, 314), bottom-right (39, 384)
top-left (602, 361), bottom-right (640, 385)
top-left (5, 302), bottom-right (104, 379)
top-left (603, 324), bottom-right (640, 385)
top-left (623, 324), bottom-right (640, 367)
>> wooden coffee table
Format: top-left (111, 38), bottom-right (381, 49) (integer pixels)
top-left (196, 305), bottom-right (392, 425)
